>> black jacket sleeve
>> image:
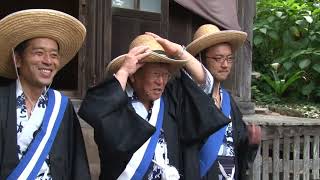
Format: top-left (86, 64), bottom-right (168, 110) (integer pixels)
top-left (230, 97), bottom-right (259, 179)
top-left (0, 79), bottom-right (18, 179)
top-left (69, 103), bottom-right (91, 180)
top-left (165, 71), bottom-right (231, 144)
top-left (78, 76), bottom-right (155, 179)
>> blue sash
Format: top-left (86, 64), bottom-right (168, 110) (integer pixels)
top-left (131, 97), bottom-right (165, 180)
top-left (199, 88), bottom-right (231, 177)
top-left (8, 89), bottom-right (68, 180)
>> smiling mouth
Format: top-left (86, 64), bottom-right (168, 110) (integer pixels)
top-left (39, 68), bottom-right (53, 76)
top-left (40, 69), bottom-right (52, 73)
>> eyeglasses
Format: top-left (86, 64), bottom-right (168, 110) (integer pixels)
top-left (206, 56), bottom-right (234, 63)
top-left (149, 72), bottom-right (171, 82)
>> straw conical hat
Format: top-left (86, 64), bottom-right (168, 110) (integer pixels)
top-left (0, 9), bottom-right (86, 79)
top-left (186, 24), bottom-right (247, 56)
top-left (106, 34), bottom-right (188, 74)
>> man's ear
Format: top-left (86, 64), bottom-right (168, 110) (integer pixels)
top-left (14, 54), bottom-right (22, 68)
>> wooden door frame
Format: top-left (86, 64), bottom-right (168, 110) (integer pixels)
top-left (81, 0), bottom-right (169, 96)
top-left (77, 0), bottom-right (112, 97)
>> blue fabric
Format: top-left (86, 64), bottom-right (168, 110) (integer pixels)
top-left (199, 88), bottom-right (231, 177)
top-left (8, 90), bottom-right (68, 180)
top-left (131, 97), bottom-right (165, 180)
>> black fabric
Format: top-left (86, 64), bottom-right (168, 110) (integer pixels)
top-left (0, 78), bottom-right (91, 180)
top-left (79, 76), bottom-right (156, 180)
top-left (78, 71), bottom-right (230, 180)
top-left (184, 92), bottom-right (259, 180)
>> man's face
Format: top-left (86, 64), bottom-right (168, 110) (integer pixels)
top-left (204, 43), bottom-right (233, 82)
top-left (131, 63), bottom-right (170, 103)
top-left (16, 38), bottom-right (60, 88)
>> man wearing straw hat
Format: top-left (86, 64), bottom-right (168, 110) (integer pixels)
top-left (0, 9), bottom-right (90, 179)
top-left (78, 33), bottom-right (230, 180)
top-left (186, 24), bottom-right (261, 180)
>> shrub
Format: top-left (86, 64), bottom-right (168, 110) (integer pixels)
top-left (253, 0), bottom-right (320, 102)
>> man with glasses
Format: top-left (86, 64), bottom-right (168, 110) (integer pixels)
top-left (186, 24), bottom-right (261, 180)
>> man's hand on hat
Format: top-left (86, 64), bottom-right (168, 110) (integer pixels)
top-left (145, 32), bottom-right (183, 58)
top-left (119, 46), bottom-right (150, 76)
top-left (115, 46), bottom-right (150, 90)
top-left (145, 32), bottom-right (208, 85)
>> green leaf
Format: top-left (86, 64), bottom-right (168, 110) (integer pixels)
top-left (282, 30), bottom-right (292, 47)
top-left (306, 10), bottom-right (312, 16)
top-left (303, 16), bottom-right (313, 23)
top-left (273, 21), bottom-right (281, 30)
top-left (263, 24), bottom-right (272, 29)
top-left (289, 49), bottom-right (310, 60)
top-left (267, 16), bottom-right (276, 23)
top-left (280, 15), bottom-right (287, 20)
top-left (295, 20), bottom-right (305, 26)
top-left (290, 26), bottom-right (300, 37)
top-left (283, 62), bottom-right (294, 70)
top-left (299, 59), bottom-right (311, 69)
top-left (261, 74), bottom-right (277, 91)
top-left (275, 11), bottom-right (283, 18)
top-left (302, 82), bottom-right (315, 96)
top-left (271, 69), bottom-right (279, 82)
top-left (268, 31), bottom-right (279, 40)
top-left (254, 35), bottom-right (264, 46)
top-left (280, 71), bottom-right (303, 95)
top-left (259, 28), bottom-right (267, 34)
top-left (312, 64), bottom-right (320, 73)
top-left (309, 35), bottom-right (317, 41)
top-left (299, 38), bottom-right (310, 49)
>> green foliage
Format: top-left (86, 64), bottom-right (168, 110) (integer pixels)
top-left (261, 69), bottom-right (303, 97)
top-left (252, 85), bottom-right (281, 104)
top-left (253, 0), bottom-right (320, 102)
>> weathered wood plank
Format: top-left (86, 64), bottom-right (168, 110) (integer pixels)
top-left (283, 136), bottom-right (290, 180)
top-left (248, 145), bottom-right (261, 180)
top-left (252, 145), bottom-right (262, 180)
top-left (262, 141), bottom-right (270, 180)
top-left (273, 136), bottom-right (280, 180)
top-left (246, 121), bottom-right (320, 179)
top-left (303, 136), bottom-right (310, 180)
top-left (313, 136), bottom-right (320, 179)
top-left (260, 126), bottom-right (320, 141)
top-left (293, 136), bottom-right (301, 180)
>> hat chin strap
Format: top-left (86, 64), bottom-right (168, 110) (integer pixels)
top-left (11, 48), bottom-right (52, 105)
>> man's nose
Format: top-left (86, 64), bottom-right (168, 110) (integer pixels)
top-left (221, 59), bottom-right (229, 67)
top-left (43, 53), bottom-right (52, 64)
top-left (155, 76), bottom-right (165, 85)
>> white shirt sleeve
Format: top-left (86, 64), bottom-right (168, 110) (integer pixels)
top-left (182, 65), bottom-right (214, 95)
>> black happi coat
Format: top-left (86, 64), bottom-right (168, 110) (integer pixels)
top-left (0, 78), bottom-right (91, 180)
top-left (184, 92), bottom-right (259, 180)
top-left (78, 72), bottom-right (231, 180)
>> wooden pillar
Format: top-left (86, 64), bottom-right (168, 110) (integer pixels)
top-left (231, 0), bottom-right (256, 114)
top-left (85, 0), bottom-right (112, 90)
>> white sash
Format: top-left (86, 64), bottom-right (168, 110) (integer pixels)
top-left (8, 89), bottom-right (68, 180)
top-left (118, 98), bottom-right (161, 180)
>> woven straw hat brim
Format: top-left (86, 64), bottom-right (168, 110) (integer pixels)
top-left (0, 9), bottom-right (86, 79)
top-left (106, 51), bottom-right (188, 75)
top-left (186, 30), bottom-right (247, 56)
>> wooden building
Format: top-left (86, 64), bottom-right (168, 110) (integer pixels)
top-left (0, 0), bottom-right (256, 114)
top-left (1, 0), bottom-right (256, 178)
